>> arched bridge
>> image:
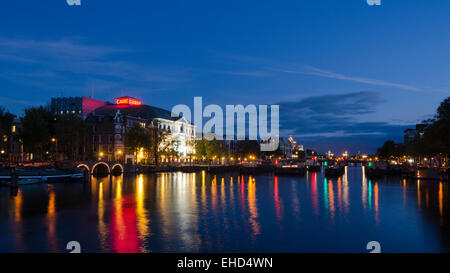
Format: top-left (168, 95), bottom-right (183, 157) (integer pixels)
top-left (75, 161), bottom-right (124, 175)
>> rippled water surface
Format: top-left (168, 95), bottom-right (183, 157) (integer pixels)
top-left (0, 166), bottom-right (449, 253)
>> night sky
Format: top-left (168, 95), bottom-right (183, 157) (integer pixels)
top-left (1, 0), bottom-right (449, 153)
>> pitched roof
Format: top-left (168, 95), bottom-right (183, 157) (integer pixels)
top-left (92, 104), bottom-right (180, 121)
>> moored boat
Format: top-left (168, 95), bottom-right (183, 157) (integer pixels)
top-left (0, 167), bottom-right (84, 186)
top-left (325, 165), bottom-right (345, 177)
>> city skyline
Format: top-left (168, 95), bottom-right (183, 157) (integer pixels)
top-left (1, 1), bottom-right (450, 153)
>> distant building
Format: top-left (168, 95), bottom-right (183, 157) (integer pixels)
top-left (404, 123), bottom-right (427, 144)
top-left (3, 118), bottom-right (23, 162)
top-left (51, 96), bottom-right (107, 117)
top-left (279, 137), bottom-right (293, 158)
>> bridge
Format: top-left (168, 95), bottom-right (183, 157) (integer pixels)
top-left (75, 161), bottom-right (124, 176)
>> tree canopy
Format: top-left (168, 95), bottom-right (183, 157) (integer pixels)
top-left (377, 96), bottom-right (450, 161)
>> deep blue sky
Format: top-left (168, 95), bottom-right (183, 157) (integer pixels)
top-left (1, 0), bottom-right (449, 153)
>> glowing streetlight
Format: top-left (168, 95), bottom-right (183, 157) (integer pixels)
top-left (51, 137), bottom-right (58, 161)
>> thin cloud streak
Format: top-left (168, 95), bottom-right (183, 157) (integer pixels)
top-left (215, 70), bottom-right (270, 77)
top-left (273, 65), bottom-right (422, 92)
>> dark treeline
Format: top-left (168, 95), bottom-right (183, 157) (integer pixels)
top-left (377, 97), bottom-right (450, 164)
top-left (0, 107), bottom-right (15, 156)
top-left (194, 138), bottom-right (261, 161)
top-left (1, 106), bottom-right (88, 161)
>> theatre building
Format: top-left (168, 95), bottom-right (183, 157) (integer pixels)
top-left (85, 96), bottom-right (195, 164)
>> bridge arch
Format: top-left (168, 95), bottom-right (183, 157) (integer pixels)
top-left (76, 164), bottom-right (90, 173)
top-left (111, 163), bottom-right (124, 175)
top-left (91, 162), bottom-right (110, 175)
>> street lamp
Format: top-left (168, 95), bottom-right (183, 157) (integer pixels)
top-left (51, 138), bottom-right (58, 161)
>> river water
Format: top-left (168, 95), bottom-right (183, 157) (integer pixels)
top-left (0, 166), bottom-right (449, 253)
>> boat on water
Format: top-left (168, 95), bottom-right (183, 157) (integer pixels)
top-left (306, 159), bottom-right (321, 172)
top-left (274, 161), bottom-right (306, 176)
top-left (325, 165), bottom-right (345, 177)
top-left (416, 166), bottom-right (445, 181)
top-left (0, 167), bottom-right (84, 186)
top-left (306, 165), bottom-right (321, 172)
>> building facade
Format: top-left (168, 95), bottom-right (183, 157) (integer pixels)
top-left (51, 96), bottom-right (107, 118)
top-left (85, 96), bottom-right (195, 164)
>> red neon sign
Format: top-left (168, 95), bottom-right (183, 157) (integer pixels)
top-left (115, 97), bottom-right (142, 106)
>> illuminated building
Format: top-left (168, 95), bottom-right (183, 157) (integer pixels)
top-left (2, 118), bottom-right (23, 162)
top-left (85, 96), bottom-right (195, 163)
top-left (279, 137), bottom-right (293, 158)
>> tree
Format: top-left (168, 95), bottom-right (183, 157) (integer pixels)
top-left (377, 140), bottom-right (403, 159)
top-left (194, 138), bottom-right (225, 161)
top-left (376, 96), bottom-right (450, 165)
top-left (195, 138), bottom-right (207, 159)
top-left (54, 114), bottom-right (88, 160)
top-left (21, 106), bottom-right (53, 161)
top-left (0, 107), bottom-right (15, 136)
top-left (423, 97), bottom-right (450, 160)
top-left (437, 97), bottom-right (450, 121)
top-left (0, 107), bottom-right (15, 158)
top-left (205, 138), bottom-right (223, 159)
top-left (235, 140), bottom-right (260, 159)
top-left (125, 124), bottom-right (150, 163)
top-left (149, 126), bottom-right (171, 166)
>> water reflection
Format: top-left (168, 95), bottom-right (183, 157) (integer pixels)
top-left (311, 172), bottom-right (319, 216)
top-left (362, 167), bottom-right (368, 210)
top-left (1, 167), bottom-right (450, 252)
top-left (46, 186), bottom-right (57, 251)
top-left (274, 177), bottom-right (282, 221)
top-left (110, 173), bottom-right (139, 253)
top-left (328, 178), bottom-right (335, 221)
top-left (11, 189), bottom-right (24, 251)
top-left (135, 174), bottom-right (150, 252)
top-left (248, 176), bottom-right (261, 236)
top-left (439, 182), bottom-right (443, 222)
top-left (343, 169), bottom-right (349, 213)
top-left (374, 182), bottom-right (379, 224)
top-left (98, 178), bottom-right (108, 251)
